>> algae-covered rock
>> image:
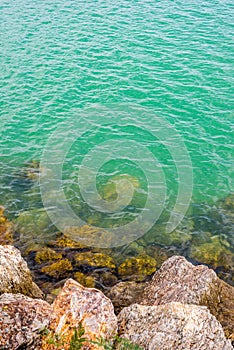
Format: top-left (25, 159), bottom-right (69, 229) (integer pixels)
top-left (0, 245), bottom-right (43, 298)
top-left (22, 159), bottom-right (42, 181)
top-left (143, 222), bottom-right (192, 247)
top-left (190, 231), bottom-right (212, 246)
top-left (190, 235), bottom-right (233, 269)
top-left (49, 234), bottom-right (87, 249)
top-left (15, 208), bottom-right (57, 246)
top-left (41, 259), bottom-right (73, 278)
top-left (74, 272), bottom-right (95, 288)
top-left (218, 193), bottom-right (234, 211)
top-left (118, 254), bottom-right (156, 281)
top-left (35, 247), bottom-right (62, 264)
top-left (100, 174), bottom-right (141, 201)
top-left (121, 241), bottom-right (146, 258)
top-left (0, 206), bottom-right (14, 245)
top-left (75, 252), bottom-right (116, 269)
top-left (64, 224), bottom-right (115, 248)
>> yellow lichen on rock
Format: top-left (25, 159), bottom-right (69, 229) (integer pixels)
top-left (50, 235), bottom-right (86, 249)
top-left (64, 224), bottom-right (115, 248)
top-left (190, 236), bottom-right (233, 269)
top-left (118, 255), bottom-right (156, 281)
top-left (41, 259), bottom-right (73, 278)
top-left (75, 252), bottom-right (116, 269)
top-left (35, 247), bottom-right (62, 264)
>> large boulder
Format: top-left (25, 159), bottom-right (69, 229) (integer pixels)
top-left (118, 302), bottom-right (232, 350)
top-left (47, 279), bottom-right (118, 349)
top-left (0, 245), bottom-right (43, 298)
top-left (0, 293), bottom-right (52, 349)
top-left (139, 255), bottom-right (234, 340)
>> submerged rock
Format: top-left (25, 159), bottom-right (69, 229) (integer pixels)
top-left (139, 255), bottom-right (234, 341)
top-left (100, 174), bottom-right (141, 201)
top-left (74, 251), bottom-right (116, 269)
top-left (14, 208), bottom-right (57, 247)
top-left (35, 247), bottom-right (62, 264)
top-left (0, 293), bottom-right (52, 350)
top-left (118, 302), bottom-right (232, 350)
top-left (218, 193), bottom-right (234, 211)
top-left (193, 194), bottom-right (234, 247)
top-left (0, 245), bottom-right (43, 299)
top-left (143, 217), bottom-right (194, 247)
top-left (22, 159), bottom-right (42, 181)
top-left (49, 233), bottom-right (87, 249)
top-left (64, 224), bottom-right (116, 248)
top-left (41, 258), bottom-right (73, 279)
top-left (118, 255), bottom-right (156, 281)
top-left (189, 235), bottom-right (233, 269)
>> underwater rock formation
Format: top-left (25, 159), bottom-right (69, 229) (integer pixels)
top-left (74, 251), bottom-right (116, 269)
top-left (118, 254), bottom-right (156, 281)
top-left (14, 208), bottom-right (57, 247)
top-left (189, 235), bottom-right (233, 269)
top-left (35, 247), bottom-right (62, 264)
top-left (41, 258), bottom-right (73, 279)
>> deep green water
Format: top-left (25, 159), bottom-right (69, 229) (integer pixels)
top-left (0, 0), bottom-right (233, 249)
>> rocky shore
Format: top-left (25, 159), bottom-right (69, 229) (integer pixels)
top-left (0, 245), bottom-right (233, 349)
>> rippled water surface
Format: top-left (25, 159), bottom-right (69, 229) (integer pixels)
top-left (0, 1), bottom-right (233, 252)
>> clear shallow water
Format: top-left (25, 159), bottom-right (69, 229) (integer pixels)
top-left (0, 0), bottom-right (233, 247)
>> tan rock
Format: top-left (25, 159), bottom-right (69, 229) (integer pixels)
top-left (0, 293), bottom-right (52, 349)
top-left (118, 302), bottom-right (232, 350)
top-left (0, 206), bottom-right (14, 245)
top-left (107, 281), bottom-right (145, 314)
top-left (139, 255), bottom-right (234, 340)
top-left (0, 245), bottom-right (43, 298)
top-left (48, 278), bottom-right (117, 349)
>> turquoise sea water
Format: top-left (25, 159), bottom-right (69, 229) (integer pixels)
top-left (0, 1), bottom-right (233, 250)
